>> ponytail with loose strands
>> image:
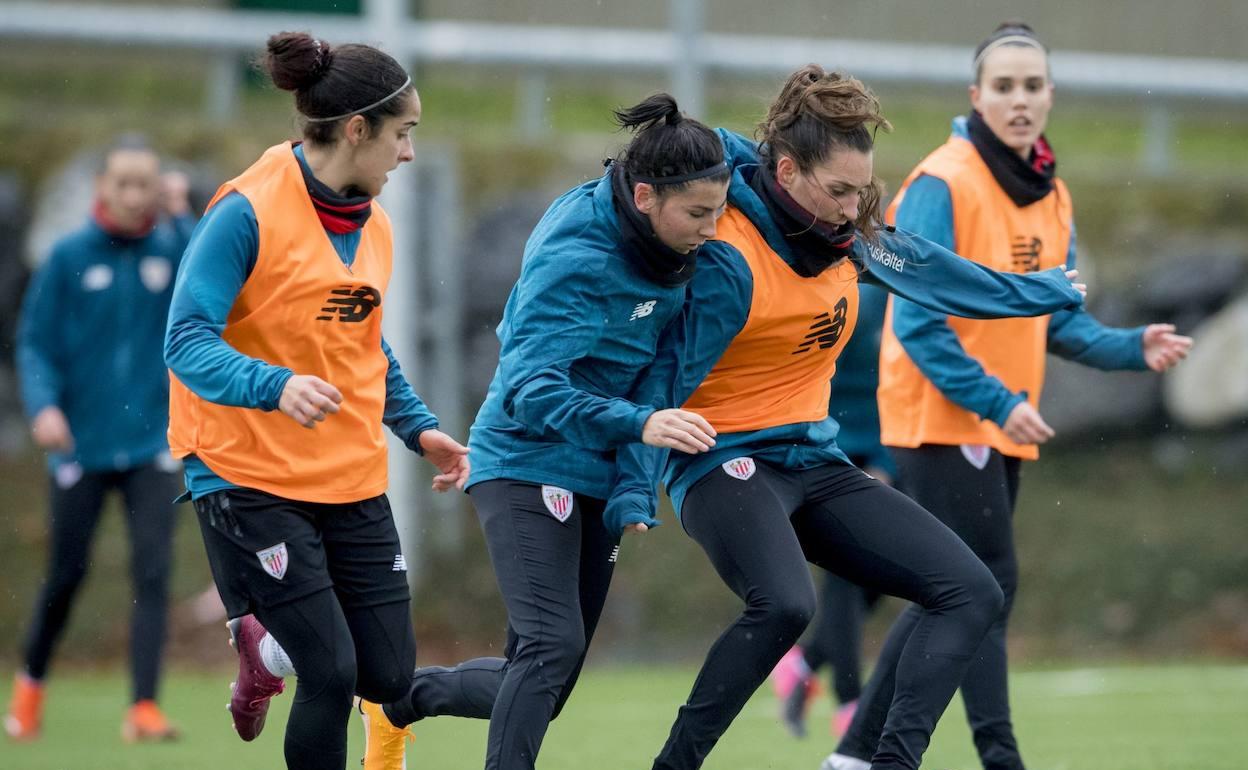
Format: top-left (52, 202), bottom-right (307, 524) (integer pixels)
top-left (758, 65), bottom-right (892, 240)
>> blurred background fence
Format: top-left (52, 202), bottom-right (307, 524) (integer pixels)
top-left (1, 0), bottom-right (1246, 669)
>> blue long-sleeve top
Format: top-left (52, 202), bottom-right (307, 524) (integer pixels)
top-left (164, 144), bottom-right (438, 499)
top-left (18, 212), bottom-right (194, 472)
top-left (604, 129), bottom-right (1085, 530)
top-left (828, 282), bottom-right (896, 477)
top-left (466, 170), bottom-right (692, 500)
top-left (889, 117), bottom-right (1147, 427)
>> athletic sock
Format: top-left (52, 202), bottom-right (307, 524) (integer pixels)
top-left (259, 633), bottom-right (297, 678)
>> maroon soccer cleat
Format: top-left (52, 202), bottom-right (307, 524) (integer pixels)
top-left (226, 615), bottom-right (286, 741)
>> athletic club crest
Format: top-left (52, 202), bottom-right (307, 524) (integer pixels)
top-left (722, 457), bottom-right (756, 481)
top-left (139, 256), bottom-right (172, 293)
top-left (541, 485), bottom-right (574, 522)
top-left (961, 444), bottom-right (991, 470)
top-left (256, 543), bottom-right (289, 580)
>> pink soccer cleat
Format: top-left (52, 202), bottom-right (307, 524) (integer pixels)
top-left (226, 615), bottom-right (285, 741)
top-left (770, 646), bottom-right (807, 701)
top-left (833, 698), bottom-right (858, 737)
top-left (771, 646), bottom-right (817, 738)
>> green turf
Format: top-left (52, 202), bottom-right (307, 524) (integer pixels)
top-left (3, 663), bottom-right (1244, 769)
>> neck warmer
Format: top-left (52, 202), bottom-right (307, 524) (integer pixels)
top-left (966, 110), bottom-right (1056, 207)
top-left (91, 199), bottom-right (156, 240)
top-left (610, 163), bottom-right (699, 287)
top-left (295, 145), bottom-right (373, 234)
top-left (749, 163), bottom-right (857, 278)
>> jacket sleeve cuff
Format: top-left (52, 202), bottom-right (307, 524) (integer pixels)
top-left (988, 391), bottom-right (1027, 427)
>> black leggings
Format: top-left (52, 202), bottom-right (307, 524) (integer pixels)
top-left (195, 487), bottom-right (417, 770)
top-left (257, 592), bottom-right (415, 770)
top-left (841, 445), bottom-right (1023, 770)
top-left (652, 461), bottom-right (1002, 770)
top-left (21, 463), bottom-right (178, 703)
top-left (803, 570), bottom-right (882, 704)
top-left (383, 479), bottom-right (619, 770)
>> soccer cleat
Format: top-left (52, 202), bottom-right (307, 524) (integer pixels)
top-left (121, 699), bottom-right (180, 742)
top-left (832, 699), bottom-right (858, 737)
top-left (782, 671), bottom-right (813, 738)
top-left (359, 697), bottom-right (412, 770)
top-left (771, 646), bottom-right (807, 701)
top-left (4, 673), bottom-right (44, 741)
top-left (227, 615), bottom-right (285, 741)
top-left (820, 751), bottom-right (871, 770)
top-left (772, 647), bottom-right (817, 738)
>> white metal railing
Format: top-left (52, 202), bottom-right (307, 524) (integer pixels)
top-left (3, 1), bottom-right (1248, 101)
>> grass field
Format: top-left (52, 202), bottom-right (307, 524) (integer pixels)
top-left (3, 663), bottom-right (1245, 769)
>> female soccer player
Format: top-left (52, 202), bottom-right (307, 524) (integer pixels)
top-left (7, 136), bottom-right (192, 743)
top-left (163, 32), bottom-right (469, 770)
top-left (606, 65), bottom-right (1088, 770)
top-left (828, 22), bottom-right (1191, 770)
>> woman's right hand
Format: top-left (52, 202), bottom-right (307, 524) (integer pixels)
top-left (1003, 401), bottom-right (1054, 445)
top-left (279, 375), bottom-right (343, 428)
top-left (31, 406), bottom-right (74, 452)
top-left (642, 409), bottom-right (717, 454)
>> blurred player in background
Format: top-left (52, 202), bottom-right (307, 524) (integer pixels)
top-left (5, 134), bottom-right (194, 743)
top-left (826, 22), bottom-right (1192, 770)
top-left (164, 32), bottom-right (469, 770)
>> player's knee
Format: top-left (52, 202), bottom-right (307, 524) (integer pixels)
top-left (762, 589), bottom-right (817, 640)
top-left (316, 645), bottom-right (359, 706)
top-left (355, 663), bottom-right (412, 704)
top-left (547, 623), bottom-right (587, 665)
top-left (963, 568), bottom-right (1006, 630)
top-left (46, 564), bottom-right (89, 596)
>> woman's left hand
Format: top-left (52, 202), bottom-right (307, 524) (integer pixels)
top-left (1142, 323), bottom-right (1193, 372)
top-left (418, 429), bottom-right (471, 492)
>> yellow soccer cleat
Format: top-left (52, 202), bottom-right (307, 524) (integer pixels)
top-left (359, 697), bottom-right (413, 770)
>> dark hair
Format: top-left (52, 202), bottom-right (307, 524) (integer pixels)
top-left (263, 31), bottom-right (414, 145)
top-left (758, 65), bottom-right (892, 239)
top-left (98, 132), bottom-right (157, 174)
top-left (612, 93), bottom-right (728, 195)
top-left (973, 21), bottom-right (1048, 84)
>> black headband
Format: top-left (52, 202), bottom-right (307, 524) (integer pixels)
top-left (632, 161), bottom-right (729, 186)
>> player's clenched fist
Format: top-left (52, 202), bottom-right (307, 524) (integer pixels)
top-left (279, 374), bottom-right (343, 429)
top-left (642, 408), bottom-right (717, 454)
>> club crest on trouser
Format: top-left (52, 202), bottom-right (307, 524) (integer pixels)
top-left (722, 456), bottom-right (756, 481)
top-left (256, 543), bottom-right (289, 580)
top-left (961, 443), bottom-right (991, 470)
top-left (541, 485), bottom-right (574, 522)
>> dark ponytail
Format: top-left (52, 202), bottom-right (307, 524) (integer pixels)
top-left (612, 93), bottom-right (728, 195)
top-left (758, 65), bottom-right (892, 239)
top-left (262, 31), bottom-right (414, 145)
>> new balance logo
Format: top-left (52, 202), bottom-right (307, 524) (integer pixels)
top-left (316, 284), bottom-right (381, 322)
top-left (608, 545), bottom-right (621, 564)
top-left (392, 554), bottom-right (408, 572)
top-left (1011, 235), bottom-right (1042, 273)
top-left (792, 297), bottom-right (849, 355)
top-left (629, 300), bottom-right (657, 321)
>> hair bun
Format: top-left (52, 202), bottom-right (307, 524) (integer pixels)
top-left (265, 31), bottom-right (333, 92)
